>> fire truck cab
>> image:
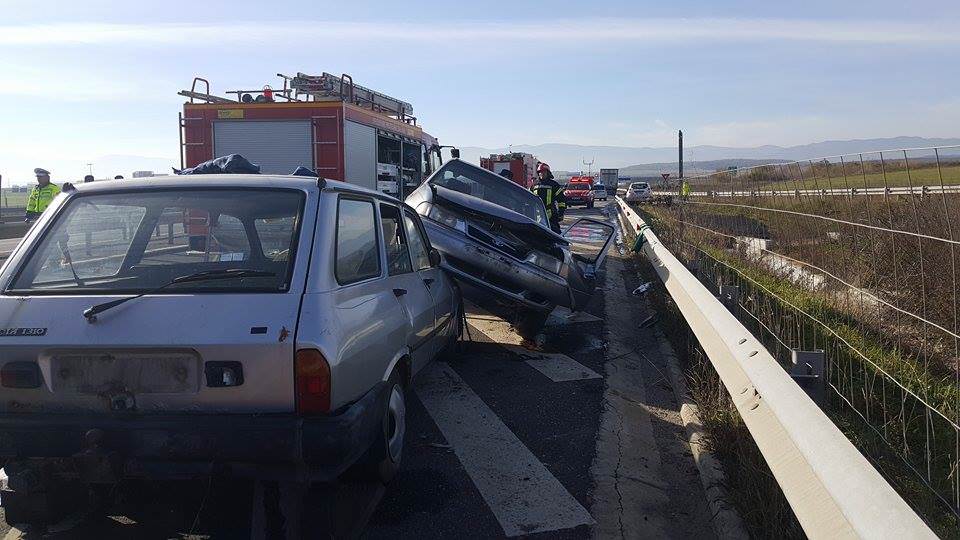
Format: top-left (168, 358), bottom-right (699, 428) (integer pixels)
top-left (179, 73), bottom-right (442, 199)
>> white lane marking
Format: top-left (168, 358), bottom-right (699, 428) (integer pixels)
top-left (465, 303), bottom-right (601, 381)
top-left (502, 345), bottom-right (601, 382)
top-left (415, 363), bottom-right (595, 537)
top-left (464, 309), bottom-right (522, 346)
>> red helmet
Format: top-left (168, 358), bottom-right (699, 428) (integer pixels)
top-left (537, 162), bottom-right (551, 173)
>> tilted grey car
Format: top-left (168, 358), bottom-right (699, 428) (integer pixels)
top-left (0, 175), bottom-right (461, 524)
top-left (405, 159), bottom-right (614, 333)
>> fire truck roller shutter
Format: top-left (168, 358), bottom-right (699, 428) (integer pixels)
top-left (343, 120), bottom-right (377, 191)
top-left (213, 120), bottom-right (313, 175)
top-left (491, 162), bottom-right (512, 177)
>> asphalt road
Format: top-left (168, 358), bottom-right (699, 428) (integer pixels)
top-left (1, 200), bottom-right (715, 539)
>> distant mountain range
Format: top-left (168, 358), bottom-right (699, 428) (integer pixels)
top-left (459, 137), bottom-right (960, 174)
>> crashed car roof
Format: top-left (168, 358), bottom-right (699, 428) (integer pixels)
top-left (427, 159), bottom-right (553, 226)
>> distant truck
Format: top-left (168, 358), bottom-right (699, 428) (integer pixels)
top-left (564, 176), bottom-right (596, 208)
top-left (600, 168), bottom-right (618, 194)
top-left (480, 152), bottom-right (539, 189)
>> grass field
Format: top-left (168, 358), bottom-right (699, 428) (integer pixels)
top-left (0, 190), bottom-right (29, 208)
top-left (693, 162), bottom-right (960, 191)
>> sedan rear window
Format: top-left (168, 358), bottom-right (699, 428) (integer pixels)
top-left (336, 198), bottom-right (381, 284)
top-left (8, 189), bottom-right (304, 294)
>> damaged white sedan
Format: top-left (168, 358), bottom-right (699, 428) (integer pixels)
top-left (0, 175), bottom-right (461, 527)
top-left (406, 159), bottom-right (614, 335)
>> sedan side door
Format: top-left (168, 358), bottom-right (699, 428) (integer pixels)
top-left (379, 202), bottom-right (436, 373)
top-left (402, 208), bottom-right (454, 366)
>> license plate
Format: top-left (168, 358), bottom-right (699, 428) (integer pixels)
top-left (51, 351), bottom-right (200, 394)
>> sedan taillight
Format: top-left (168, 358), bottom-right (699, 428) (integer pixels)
top-left (295, 349), bottom-right (331, 414)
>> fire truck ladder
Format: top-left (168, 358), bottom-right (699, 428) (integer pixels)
top-left (284, 72), bottom-right (417, 125)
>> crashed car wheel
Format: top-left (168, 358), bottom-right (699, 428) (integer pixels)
top-left (356, 370), bottom-right (406, 484)
top-left (516, 309), bottom-right (551, 340)
top-left (439, 291), bottom-right (464, 359)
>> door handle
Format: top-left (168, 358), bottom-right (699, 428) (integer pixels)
top-left (393, 288), bottom-right (407, 297)
top-left (423, 278), bottom-right (435, 287)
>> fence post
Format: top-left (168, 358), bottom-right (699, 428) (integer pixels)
top-left (790, 349), bottom-right (826, 406)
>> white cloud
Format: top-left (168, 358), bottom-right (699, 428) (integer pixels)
top-left (0, 18), bottom-right (958, 47)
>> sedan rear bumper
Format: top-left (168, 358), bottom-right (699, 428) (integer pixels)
top-left (0, 382), bottom-right (388, 483)
top-left (423, 219), bottom-right (570, 312)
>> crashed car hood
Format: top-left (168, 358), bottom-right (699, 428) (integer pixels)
top-left (431, 185), bottom-right (568, 251)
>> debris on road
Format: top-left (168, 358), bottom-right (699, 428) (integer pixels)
top-left (633, 282), bottom-right (653, 296)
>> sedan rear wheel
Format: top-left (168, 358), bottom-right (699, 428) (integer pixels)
top-left (356, 370), bottom-right (406, 484)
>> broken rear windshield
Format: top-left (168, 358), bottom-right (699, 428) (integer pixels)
top-left (7, 188), bottom-right (304, 294)
top-left (429, 160), bottom-right (549, 228)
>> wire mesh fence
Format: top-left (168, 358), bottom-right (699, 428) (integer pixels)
top-left (639, 145), bottom-right (960, 536)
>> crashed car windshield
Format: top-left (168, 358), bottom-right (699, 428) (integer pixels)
top-left (7, 189), bottom-right (303, 294)
top-left (429, 160), bottom-right (549, 228)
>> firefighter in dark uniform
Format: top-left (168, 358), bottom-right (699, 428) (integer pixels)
top-left (531, 162), bottom-right (566, 233)
top-left (25, 168), bottom-right (61, 222)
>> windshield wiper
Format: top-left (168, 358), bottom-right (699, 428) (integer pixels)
top-left (82, 268), bottom-right (276, 323)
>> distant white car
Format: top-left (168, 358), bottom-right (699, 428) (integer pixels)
top-left (624, 182), bottom-right (652, 202)
top-left (592, 184), bottom-right (608, 201)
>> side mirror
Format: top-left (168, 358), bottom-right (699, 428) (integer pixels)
top-left (429, 248), bottom-right (442, 267)
top-left (450, 148), bottom-right (460, 159)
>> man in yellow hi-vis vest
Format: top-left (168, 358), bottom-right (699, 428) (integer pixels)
top-left (531, 162), bottom-right (566, 233)
top-left (25, 168), bottom-right (61, 222)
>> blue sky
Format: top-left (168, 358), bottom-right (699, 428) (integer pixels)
top-left (2, 0), bottom-right (959, 182)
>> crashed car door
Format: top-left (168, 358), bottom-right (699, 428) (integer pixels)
top-left (562, 218), bottom-right (615, 309)
top-left (563, 218), bottom-right (615, 273)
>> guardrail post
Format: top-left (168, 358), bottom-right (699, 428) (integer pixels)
top-left (789, 349), bottom-right (826, 406)
top-left (718, 284), bottom-right (740, 310)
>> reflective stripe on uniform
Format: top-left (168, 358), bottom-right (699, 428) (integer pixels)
top-left (532, 184), bottom-right (557, 219)
top-left (26, 184), bottom-right (61, 213)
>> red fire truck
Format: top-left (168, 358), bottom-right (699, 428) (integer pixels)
top-left (479, 152), bottom-right (539, 189)
top-left (177, 72), bottom-right (441, 249)
top-left (179, 72), bottom-right (442, 198)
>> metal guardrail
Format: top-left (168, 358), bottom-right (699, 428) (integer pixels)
top-left (614, 196), bottom-right (935, 539)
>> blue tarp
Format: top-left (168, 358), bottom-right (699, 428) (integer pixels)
top-left (176, 154), bottom-right (260, 175)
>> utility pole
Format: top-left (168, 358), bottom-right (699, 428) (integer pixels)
top-left (583, 157), bottom-right (595, 176)
top-left (86, 163), bottom-right (93, 176)
top-left (678, 130), bottom-right (684, 180)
